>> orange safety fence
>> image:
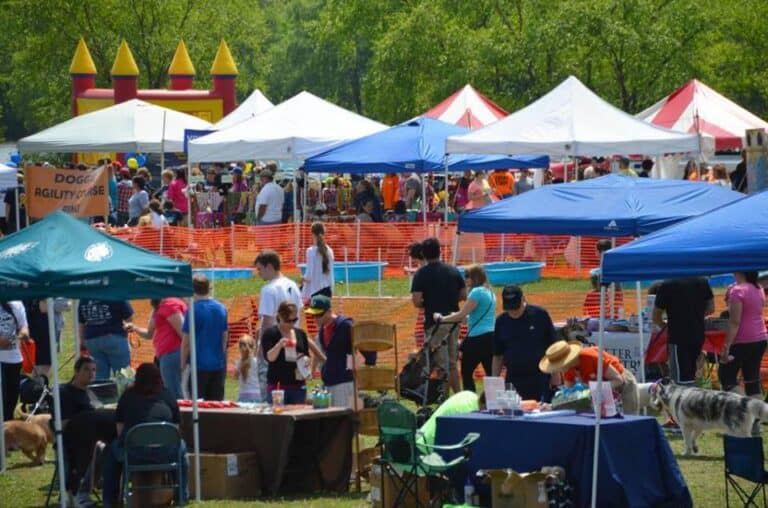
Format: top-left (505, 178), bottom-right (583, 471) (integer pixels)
top-left (124, 289), bottom-right (745, 384)
top-left (107, 222), bottom-right (632, 279)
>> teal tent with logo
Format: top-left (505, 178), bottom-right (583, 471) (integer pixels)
top-left (0, 211), bottom-right (206, 503)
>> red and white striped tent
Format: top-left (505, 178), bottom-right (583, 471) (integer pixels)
top-left (423, 84), bottom-right (507, 129)
top-left (637, 79), bottom-right (768, 151)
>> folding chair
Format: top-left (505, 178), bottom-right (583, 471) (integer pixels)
top-left (122, 422), bottom-right (185, 507)
top-left (377, 399), bottom-right (478, 507)
top-left (724, 435), bottom-right (768, 507)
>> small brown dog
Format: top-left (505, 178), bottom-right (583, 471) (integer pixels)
top-left (4, 420), bottom-right (48, 465)
top-left (16, 406), bottom-right (54, 444)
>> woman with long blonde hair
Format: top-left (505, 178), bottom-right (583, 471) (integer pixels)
top-left (301, 222), bottom-right (335, 302)
top-left (234, 335), bottom-right (261, 402)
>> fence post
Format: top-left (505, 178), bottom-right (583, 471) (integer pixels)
top-left (159, 224), bottom-right (164, 256)
top-left (230, 221), bottom-right (235, 267)
top-left (355, 220), bottom-right (361, 262)
top-left (294, 220), bottom-right (300, 267)
top-left (344, 247), bottom-right (350, 297)
top-left (378, 247), bottom-right (382, 297)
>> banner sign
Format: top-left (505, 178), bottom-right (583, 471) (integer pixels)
top-left (26, 166), bottom-right (108, 219)
top-left (183, 129), bottom-right (214, 155)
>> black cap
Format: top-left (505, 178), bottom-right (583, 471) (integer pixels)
top-left (502, 285), bottom-right (523, 310)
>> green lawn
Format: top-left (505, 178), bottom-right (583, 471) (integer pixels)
top-left (0, 276), bottom-right (740, 507)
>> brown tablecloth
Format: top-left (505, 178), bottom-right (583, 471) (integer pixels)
top-left (179, 406), bottom-right (353, 496)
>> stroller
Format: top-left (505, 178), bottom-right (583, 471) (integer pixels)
top-left (399, 322), bottom-right (458, 421)
top-left (18, 374), bottom-right (52, 417)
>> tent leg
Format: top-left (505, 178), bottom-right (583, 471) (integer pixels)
top-left (443, 155), bottom-right (449, 223)
top-left (73, 300), bottom-right (80, 360)
top-left (636, 281), bottom-right (646, 384)
top-left (187, 159), bottom-right (194, 229)
top-left (452, 231), bottom-right (460, 265)
top-left (188, 300), bottom-right (201, 502)
top-left (48, 298), bottom-right (68, 506)
top-left (590, 268), bottom-right (607, 508)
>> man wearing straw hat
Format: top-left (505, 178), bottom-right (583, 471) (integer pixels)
top-left (539, 340), bottom-right (639, 414)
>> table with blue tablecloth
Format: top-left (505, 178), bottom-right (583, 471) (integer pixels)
top-left (435, 413), bottom-right (691, 508)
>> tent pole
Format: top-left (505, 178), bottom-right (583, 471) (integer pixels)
top-left (187, 158), bottom-right (193, 229)
top-left (47, 297), bottom-right (68, 505)
top-left (590, 276), bottom-right (607, 508)
top-left (293, 173), bottom-right (299, 265)
top-left (188, 299), bottom-right (201, 502)
top-left (636, 280), bottom-right (646, 384)
top-left (0, 337), bottom-right (4, 473)
top-left (378, 247), bottom-right (383, 297)
top-left (452, 231), bottom-right (460, 265)
top-left (356, 219), bottom-right (361, 262)
top-left (609, 238), bottom-right (616, 316)
top-left (344, 247), bottom-right (350, 297)
top-left (443, 155), bottom-right (449, 223)
top-left (161, 110), bottom-right (167, 173)
top-left (14, 186), bottom-right (19, 232)
top-left (422, 175), bottom-right (427, 230)
top-left (73, 300), bottom-right (80, 360)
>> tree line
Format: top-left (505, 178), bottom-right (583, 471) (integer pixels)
top-left (0, 0), bottom-right (765, 142)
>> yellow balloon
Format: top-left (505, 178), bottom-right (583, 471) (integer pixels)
top-left (127, 157), bottom-right (138, 169)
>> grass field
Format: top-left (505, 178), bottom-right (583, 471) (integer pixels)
top-left (0, 276), bottom-right (746, 507)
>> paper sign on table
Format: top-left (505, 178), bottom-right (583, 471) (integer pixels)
top-left (483, 376), bottom-right (505, 411)
top-left (589, 381), bottom-right (617, 417)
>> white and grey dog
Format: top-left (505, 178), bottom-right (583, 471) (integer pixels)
top-left (649, 379), bottom-right (768, 455)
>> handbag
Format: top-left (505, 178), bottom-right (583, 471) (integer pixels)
top-left (646, 326), bottom-right (669, 364)
top-left (20, 338), bottom-right (36, 374)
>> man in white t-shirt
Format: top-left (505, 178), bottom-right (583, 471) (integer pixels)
top-left (254, 169), bottom-right (284, 225)
top-left (254, 250), bottom-right (303, 399)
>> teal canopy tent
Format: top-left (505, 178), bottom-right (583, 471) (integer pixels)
top-left (0, 211), bottom-right (204, 503)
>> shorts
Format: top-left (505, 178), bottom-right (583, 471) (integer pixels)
top-left (427, 322), bottom-right (459, 375)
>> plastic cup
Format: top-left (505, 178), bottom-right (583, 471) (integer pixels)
top-left (272, 389), bottom-right (285, 413)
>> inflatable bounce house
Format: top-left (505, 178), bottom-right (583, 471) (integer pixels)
top-left (70, 37), bottom-right (238, 124)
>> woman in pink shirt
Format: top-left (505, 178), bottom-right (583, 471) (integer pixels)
top-left (166, 168), bottom-right (189, 219)
top-left (125, 298), bottom-right (188, 400)
top-left (719, 271), bottom-right (767, 400)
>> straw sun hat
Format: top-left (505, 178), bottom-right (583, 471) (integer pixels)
top-left (539, 340), bottom-right (581, 374)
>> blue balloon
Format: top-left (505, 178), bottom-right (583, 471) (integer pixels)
top-left (125, 152), bottom-right (136, 161)
top-left (136, 154), bottom-right (147, 167)
top-left (10, 153), bottom-right (20, 164)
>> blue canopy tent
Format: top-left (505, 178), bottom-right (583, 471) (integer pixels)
top-left (458, 174), bottom-right (744, 236)
top-left (304, 117), bottom-right (549, 222)
top-left (0, 212), bottom-right (206, 503)
top-left (602, 190), bottom-right (768, 283)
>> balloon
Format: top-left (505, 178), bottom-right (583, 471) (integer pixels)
top-left (10, 153), bottom-right (21, 164)
top-left (136, 154), bottom-right (147, 167)
top-left (127, 157), bottom-right (138, 169)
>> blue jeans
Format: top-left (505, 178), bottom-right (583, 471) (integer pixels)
top-left (102, 437), bottom-right (188, 507)
top-left (86, 335), bottom-right (131, 379)
top-left (159, 349), bottom-right (183, 400)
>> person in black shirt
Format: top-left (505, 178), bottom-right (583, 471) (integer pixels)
top-left (731, 150), bottom-right (747, 193)
top-left (3, 180), bottom-right (26, 234)
top-left (102, 363), bottom-right (187, 508)
top-left (24, 299), bottom-right (52, 377)
top-left (652, 277), bottom-right (714, 385)
top-left (59, 356), bottom-right (97, 422)
top-left (411, 238), bottom-right (467, 394)
top-left (492, 285), bottom-right (557, 401)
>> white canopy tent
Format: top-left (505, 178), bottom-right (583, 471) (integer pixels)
top-left (447, 75), bottom-right (701, 508)
top-left (212, 89), bottom-right (274, 130)
top-left (0, 163), bottom-right (17, 221)
top-left (445, 75), bottom-right (700, 157)
top-left (18, 99), bottom-right (212, 154)
top-left (188, 90), bottom-right (387, 162)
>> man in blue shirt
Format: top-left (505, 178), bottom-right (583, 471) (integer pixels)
top-left (182, 274), bottom-right (229, 401)
top-left (78, 299), bottom-right (133, 379)
top-left (492, 285), bottom-right (556, 401)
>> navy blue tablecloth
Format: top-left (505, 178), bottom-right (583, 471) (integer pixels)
top-left (435, 413), bottom-right (691, 508)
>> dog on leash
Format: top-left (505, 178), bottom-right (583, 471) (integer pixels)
top-left (649, 379), bottom-right (768, 456)
top-left (16, 406), bottom-right (54, 444)
top-left (4, 420), bottom-right (48, 465)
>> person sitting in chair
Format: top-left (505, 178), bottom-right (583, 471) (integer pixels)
top-left (101, 363), bottom-right (188, 508)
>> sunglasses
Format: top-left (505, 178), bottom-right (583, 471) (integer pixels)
top-left (284, 317), bottom-right (300, 323)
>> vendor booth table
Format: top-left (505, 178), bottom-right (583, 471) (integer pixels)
top-left (435, 413), bottom-right (691, 508)
top-left (177, 406), bottom-right (353, 496)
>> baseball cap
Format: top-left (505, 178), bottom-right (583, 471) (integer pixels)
top-left (231, 167), bottom-right (243, 175)
top-left (502, 285), bottom-right (523, 310)
top-left (304, 294), bottom-right (331, 315)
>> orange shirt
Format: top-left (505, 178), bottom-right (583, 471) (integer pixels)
top-left (582, 289), bottom-right (624, 318)
top-left (563, 346), bottom-right (625, 384)
top-left (488, 170), bottom-right (514, 196)
top-left (381, 175), bottom-right (400, 210)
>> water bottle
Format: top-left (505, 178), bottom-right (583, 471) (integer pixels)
top-left (464, 476), bottom-right (475, 505)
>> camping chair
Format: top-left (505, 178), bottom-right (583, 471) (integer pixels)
top-left (724, 435), bottom-right (768, 507)
top-left (377, 399), bottom-right (479, 507)
top-left (122, 422), bottom-right (185, 507)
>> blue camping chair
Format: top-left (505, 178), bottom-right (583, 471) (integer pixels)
top-left (724, 435), bottom-right (768, 507)
top-left (122, 422), bottom-right (185, 507)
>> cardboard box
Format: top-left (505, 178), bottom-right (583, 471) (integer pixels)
top-left (189, 452), bottom-right (261, 500)
top-left (369, 461), bottom-right (429, 508)
top-left (484, 470), bottom-right (549, 508)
